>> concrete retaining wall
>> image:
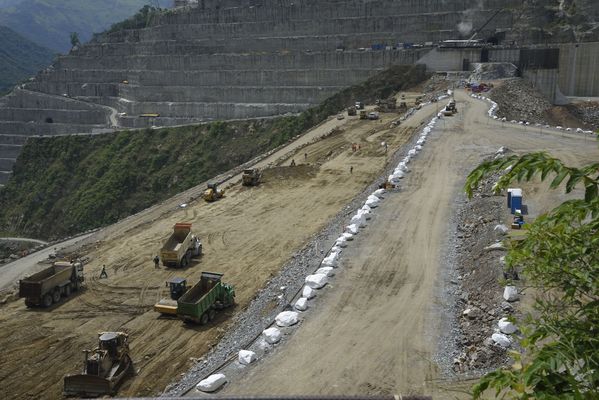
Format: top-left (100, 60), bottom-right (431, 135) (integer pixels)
top-left (558, 42), bottom-right (599, 97)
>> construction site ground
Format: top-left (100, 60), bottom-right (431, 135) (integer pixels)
top-left (1, 89), bottom-right (597, 399)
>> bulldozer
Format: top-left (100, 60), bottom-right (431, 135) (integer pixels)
top-left (64, 332), bottom-right (133, 398)
top-left (154, 277), bottom-right (189, 315)
top-left (203, 183), bottom-right (225, 202)
top-left (241, 168), bottom-right (262, 186)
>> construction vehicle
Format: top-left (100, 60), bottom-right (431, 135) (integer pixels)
top-left (19, 260), bottom-right (84, 307)
top-left (368, 111), bottom-right (379, 120)
top-left (359, 109), bottom-right (367, 120)
top-left (160, 223), bottom-right (202, 268)
top-left (347, 106), bottom-right (357, 116)
top-left (242, 168), bottom-right (262, 186)
top-left (203, 182), bottom-right (225, 202)
top-left (447, 100), bottom-right (457, 114)
top-left (154, 277), bottom-right (189, 315)
top-left (63, 332), bottom-right (133, 398)
top-left (355, 101), bottom-right (364, 110)
top-left (177, 272), bottom-right (235, 325)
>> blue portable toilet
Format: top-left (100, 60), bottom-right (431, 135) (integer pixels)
top-left (507, 188), bottom-right (515, 208)
top-left (510, 188), bottom-right (522, 214)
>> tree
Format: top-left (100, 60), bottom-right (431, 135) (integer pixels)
top-left (464, 152), bottom-right (599, 399)
top-left (69, 32), bottom-right (80, 48)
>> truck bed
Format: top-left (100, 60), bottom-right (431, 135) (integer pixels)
top-left (178, 279), bottom-right (215, 304)
top-left (19, 264), bottom-right (73, 298)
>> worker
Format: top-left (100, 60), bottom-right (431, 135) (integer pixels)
top-left (99, 264), bottom-right (108, 279)
top-left (290, 159), bottom-right (296, 166)
top-left (304, 152), bottom-right (307, 161)
top-left (153, 255), bottom-right (160, 268)
top-left (350, 166), bottom-right (353, 174)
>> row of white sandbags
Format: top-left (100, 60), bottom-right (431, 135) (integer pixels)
top-left (471, 93), bottom-right (595, 135)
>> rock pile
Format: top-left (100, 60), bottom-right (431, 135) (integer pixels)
top-left (489, 78), bottom-right (552, 124)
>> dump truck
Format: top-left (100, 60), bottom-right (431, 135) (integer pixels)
top-left (203, 182), bottom-right (225, 202)
top-left (359, 109), bottom-right (367, 120)
top-left (64, 332), bottom-right (133, 398)
top-left (19, 260), bottom-right (84, 307)
top-left (160, 223), bottom-right (202, 268)
top-left (347, 106), bottom-right (357, 116)
top-left (242, 168), bottom-right (262, 186)
top-left (177, 272), bottom-right (235, 325)
top-left (153, 277), bottom-right (189, 315)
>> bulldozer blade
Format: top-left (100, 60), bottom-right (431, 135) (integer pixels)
top-left (64, 374), bottom-right (113, 397)
top-left (154, 299), bottom-right (178, 315)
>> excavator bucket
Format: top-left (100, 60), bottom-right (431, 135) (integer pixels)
top-left (64, 374), bottom-right (113, 397)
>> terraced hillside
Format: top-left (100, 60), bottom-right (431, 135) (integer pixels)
top-left (0, 0), bottom-right (521, 184)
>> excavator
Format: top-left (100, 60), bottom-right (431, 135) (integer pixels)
top-left (64, 332), bottom-right (133, 397)
top-left (203, 182), bottom-right (225, 202)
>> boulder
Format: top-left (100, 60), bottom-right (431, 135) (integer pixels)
top-left (316, 267), bottom-right (335, 277)
top-left (503, 285), bottom-right (519, 302)
top-left (305, 274), bottom-right (328, 289)
top-left (262, 327), bottom-right (282, 344)
top-left (498, 317), bottom-right (517, 334)
top-left (238, 350), bottom-right (257, 365)
top-left (275, 311), bottom-right (299, 327)
top-left (196, 373), bottom-right (227, 392)
top-left (491, 333), bottom-right (511, 348)
top-left (302, 285), bottom-right (316, 299)
top-left (295, 297), bottom-right (308, 311)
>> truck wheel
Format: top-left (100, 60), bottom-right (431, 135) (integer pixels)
top-left (25, 299), bottom-right (36, 308)
top-left (42, 294), bottom-right (53, 308)
top-left (208, 309), bottom-right (216, 321)
top-left (64, 284), bottom-right (71, 297)
top-left (200, 312), bottom-right (210, 325)
top-left (180, 257), bottom-right (187, 268)
top-left (52, 289), bottom-right (61, 303)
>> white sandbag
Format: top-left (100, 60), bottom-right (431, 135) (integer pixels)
top-left (335, 236), bottom-right (348, 248)
top-left (498, 317), bottom-right (517, 334)
top-left (305, 273), bottom-right (328, 289)
top-left (196, 373), bottom-right (227, 392)
top-left (295, 297), bottom-right (308, 311)
top-left (316, 266), bottom-right (335, 277)
top-left (302, 285), bottom-right (316, 299)
top-left (262, 327), bottom-right (282, 344)
top-left (491, 333), bottom-right (511, 348)
top-left (341, 232), bottom-right (354, 241)
top-left (503, 285), bottom-right (519, 302)
top-left (321, 252), bottom-right (339, 267)
top-left (403, 156), bottom-right (411, 164)
top-left (238, 350), bottom-right (257, 365)
top-left (331, 245), bottom-right (343, 253)
top-left (345, 223), bottom-right (359, 234)
top-left (408, 149), bottom-right (417, 156)
top-left (416, 138), bottom-right (425, 145)
top-left (275, 311), bottom-right (299, 327)
top-left (365, 197), bottom-right (379, 208)
top-left (388, 175), bottom-right (402, 185)
top-left (373, 188), bottom-right (386, 198)
top-left (423, 127), bottom-right (431, 134)
top-left (494, 224), bottom-right (509, 234)
top-left (415, 144), bottom-right (423, 151)
top-left (392, 169), bottom-right (405, 178)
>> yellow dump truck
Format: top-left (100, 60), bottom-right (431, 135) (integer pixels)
top-left (160, 223), bottom-right (202, 268)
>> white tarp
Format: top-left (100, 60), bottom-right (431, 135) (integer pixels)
top-left (196, 373), bottom-right (227, 392)
top-left (305, 273), bottom-right (328, 289)
top-left (302, 285), bottom-right (316, 299)
top-left (494, 224), bottom-right (509, 234)
top-left (238, 350), bottom-right (257, 365)
top-left (498, 317), bottom-right (517, 334)
top-left (262, 327), bottom-right (282, 344)
top-left (275, 311), bottom-right (299, 327)
top-left (295, 297), bottom-right (308, 311)
top-left (316, 266), bottom-right (335, 277)
top-left (503, 285), bottom-right (519, 302)
top-left (373, 188), bottom-right (386, 198)
top-left (491, 333), bottom-right (511, 348)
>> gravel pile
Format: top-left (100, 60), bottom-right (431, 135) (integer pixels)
top-left (568, 101), bottom-right (599, 130)
top-left (436, 165), bottom-right (517, 379)
top-left (489, 78), bottom-right (552, 124)
top-left (470, 63), bottom-right (518, 81)
top-left (163, 115), bottom-right (428, 397)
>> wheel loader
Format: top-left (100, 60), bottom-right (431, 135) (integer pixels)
top-left (203, 183), bottom-right (225, 202)
top-left (63, 332), bottom-right (133, 398)
top-left (154, 277), bottom-right (189, 315)
top-left (242, 168), bottom-right (262, 186)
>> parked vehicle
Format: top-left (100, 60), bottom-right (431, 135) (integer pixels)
top-left (19, 261), bottom-right (84, 307)
top-left (160, 223), bottom-right (202, 268)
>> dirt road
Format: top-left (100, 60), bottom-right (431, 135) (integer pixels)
top-left (0, 96), bottom-right (437, 399)
top-left (220, 91), bottom-right (599, 397)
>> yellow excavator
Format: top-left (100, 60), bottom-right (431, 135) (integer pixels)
top-left (203, 183), bottom-right (225, 202)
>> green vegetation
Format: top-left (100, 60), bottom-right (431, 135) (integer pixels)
top-left (0, 25), bottom-right (55, 93)
top-left (465, 151), bottom-right (599, 399)
top-left (0, 65), bottom-right (426, 240)
top-left (0, 1), bottom-right (171, 52)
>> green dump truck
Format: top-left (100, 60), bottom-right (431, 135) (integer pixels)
top-left (177, 272), bottom-right (235, 325)
top-left (160, 223), bottom-right (202, 268)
